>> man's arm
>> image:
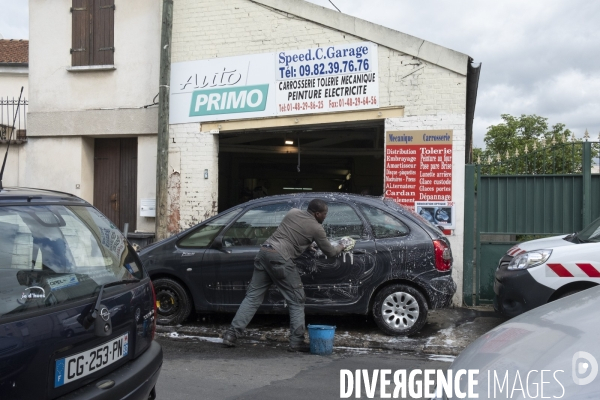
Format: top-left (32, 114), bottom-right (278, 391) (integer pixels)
top-left (312, 225), bottom-right (344, 257)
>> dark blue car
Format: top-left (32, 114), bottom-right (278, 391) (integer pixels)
top-left (0, 188), bottom-right (162, 400)
top-left (140, 193), bottom-right (456, 336)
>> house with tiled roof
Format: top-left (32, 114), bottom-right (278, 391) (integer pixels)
top-left (0, 39), bottom-right (29, 187)
top-left (0, 39), bottom-right (29, 65)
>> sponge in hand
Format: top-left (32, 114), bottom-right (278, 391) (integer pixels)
top-left (339, 236), bottom-right (356, 251)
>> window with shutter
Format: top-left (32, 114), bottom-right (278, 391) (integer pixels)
top-left (71, 0), bottom-right (115, 67)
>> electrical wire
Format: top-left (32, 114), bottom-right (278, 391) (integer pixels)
top-left (328, 0), bottom-right (341, 12)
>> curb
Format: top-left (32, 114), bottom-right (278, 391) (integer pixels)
top-left (156, 324), bottom-right (465, 356)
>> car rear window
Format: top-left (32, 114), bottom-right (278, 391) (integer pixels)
top-left (383, 198), bottom-right (442, 234)
top-left (0, 205), bottom-right (143, 318)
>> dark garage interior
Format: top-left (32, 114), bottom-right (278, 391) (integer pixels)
top-left (218, 120), bottom-right (385, 211)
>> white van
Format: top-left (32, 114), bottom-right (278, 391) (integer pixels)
top-left (494, 217), bottom-right (600, 317)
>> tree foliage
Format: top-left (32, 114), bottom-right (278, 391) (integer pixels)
top-left (474, 114), bottom-right (594, 174)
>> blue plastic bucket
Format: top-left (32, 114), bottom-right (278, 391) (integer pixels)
top-left (307, 324), bottom-right (336, 355)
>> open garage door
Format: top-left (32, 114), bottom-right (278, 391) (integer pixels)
top-left (218, 121), bottom-right (384, 211)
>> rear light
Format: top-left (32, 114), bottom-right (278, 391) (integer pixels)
top-left (149, 280), bottom-right (157, 340)
top-left (433, 239), bottom-right (452, 271)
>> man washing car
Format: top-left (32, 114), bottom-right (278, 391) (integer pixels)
top-left (222, 199), bottom-right (352, 352)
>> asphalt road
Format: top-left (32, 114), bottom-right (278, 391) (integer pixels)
top-left (155, 336), bottom-right (452, 400)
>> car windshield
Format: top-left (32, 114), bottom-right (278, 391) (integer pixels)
top-left (576, 216), bottom-right (600, 243)
top-left (0, 205), bottom-right (143, 318)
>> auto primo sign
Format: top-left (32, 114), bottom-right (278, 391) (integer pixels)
top-left (169, 42), bottom-right (379, 124)
top-left (189, 85), bottom-right (269, 117)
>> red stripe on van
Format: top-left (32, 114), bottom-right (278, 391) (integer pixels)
top-left (547, 263), bottom-right (574, 277)
top-left (576, 263), bottom-right (600, 278)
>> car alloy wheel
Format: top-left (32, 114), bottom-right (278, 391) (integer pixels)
top-left (381, 291), bottom-right (419, 329)
top-left (372, 283), bottom-right (428, 336)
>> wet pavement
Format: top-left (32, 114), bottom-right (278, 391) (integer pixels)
top-left (157, 306), bottom-right (508, 356)
top-left (155, 337), bottom-right (454, 400)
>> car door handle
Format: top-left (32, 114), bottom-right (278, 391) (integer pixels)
top-left (181, 252), bottom-right (196, 257)
top-left (352, 249), bottom-right (367, 254)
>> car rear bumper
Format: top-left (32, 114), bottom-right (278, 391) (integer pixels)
top-left (57, 341), bottom-right (162, 400)
top-left (424, 274), bottom-right (456, 309)
top-left (494, 268), bottom-right (554, 318)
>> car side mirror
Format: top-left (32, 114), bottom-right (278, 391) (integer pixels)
top-left (211, 236), bottom-right (232, 253)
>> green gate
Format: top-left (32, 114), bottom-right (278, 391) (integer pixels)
top-left (463, 140), bottom-right (600, 306)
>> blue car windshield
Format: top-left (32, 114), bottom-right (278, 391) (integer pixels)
top-left (0, 205), bottom-right (143, 318)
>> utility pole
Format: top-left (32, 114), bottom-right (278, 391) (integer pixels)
top-left (156, 0), bottom-right (173, 240)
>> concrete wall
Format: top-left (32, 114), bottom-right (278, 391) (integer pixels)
top-left (25, 0), bottom-right (161, 232)
top-left (28, 0), bottom-right (161, 113)
top-left (18, 137), bottom-right (91, 198)
top-left (27, 0), bottom-right (161, 135)
top-left (0, 67), bottom-right (28, 100)
top-left (0, 144), bottom-right (22, 187)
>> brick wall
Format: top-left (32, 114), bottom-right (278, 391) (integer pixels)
top-left (168, 123), bottom-right (219, 230)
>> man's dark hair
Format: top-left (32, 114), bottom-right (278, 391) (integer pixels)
top-left (308, 199), bottom-right (328, 213)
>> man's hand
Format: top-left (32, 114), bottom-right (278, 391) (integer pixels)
top-left (339, 237), bottom-right (356, 251)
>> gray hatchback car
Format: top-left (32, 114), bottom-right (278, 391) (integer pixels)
top-left (140, 193), bottom-right (456, 336)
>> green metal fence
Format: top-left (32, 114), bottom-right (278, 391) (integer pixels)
top-left (463, 141), bottom-right (599, 306)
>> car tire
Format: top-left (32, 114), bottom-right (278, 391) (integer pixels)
top-left (152, 278), bottom-right (192, 325)
top-left (372, 284), bottom-right (428, 336)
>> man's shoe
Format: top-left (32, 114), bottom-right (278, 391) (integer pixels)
top-left (222, 331), bottom-right (237, 347)
top-left (287, 342), bottom-right (311, 353)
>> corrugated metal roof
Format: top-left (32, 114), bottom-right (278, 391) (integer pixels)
top-left (0, 39), bottom-right (29, 64)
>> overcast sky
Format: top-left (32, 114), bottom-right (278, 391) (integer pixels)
top-left (1, 0), bottom-right (599, 148)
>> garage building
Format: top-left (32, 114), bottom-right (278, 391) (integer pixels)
top-left (166, 0), bottom-right (480, 304)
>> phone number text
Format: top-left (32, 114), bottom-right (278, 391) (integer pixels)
top-left (279, 59), bottom-right (371, 79)
top-left (278, 96), bottom-right (377, 113)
